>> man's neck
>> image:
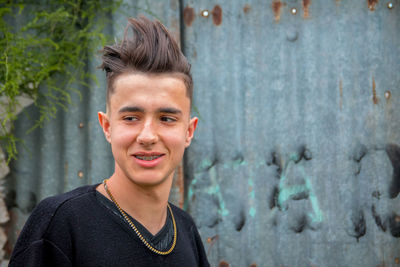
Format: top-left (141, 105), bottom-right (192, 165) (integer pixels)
top-left (97, 172), bottom-right (174, 235)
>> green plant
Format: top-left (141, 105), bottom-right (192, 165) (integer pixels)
top-left (0, 0), bottom-right (122, 162)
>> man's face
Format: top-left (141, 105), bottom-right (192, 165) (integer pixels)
top-left (98, 73), bottom-right (197, 188)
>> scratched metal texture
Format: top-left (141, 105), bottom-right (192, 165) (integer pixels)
top-left (4, 0), bottom-right (400, 266)
top-left (4, 0), bottom-right (183, 256)
top-left (182, 0), bottom-right (400, 266)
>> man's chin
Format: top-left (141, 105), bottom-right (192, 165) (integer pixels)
top-left (128, 175), bottom-right (171, 188)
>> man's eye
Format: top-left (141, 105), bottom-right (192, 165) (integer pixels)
top-left (161, 116), bottom-right (176, 122)
top-left (123, 116), bottom-right (138, 121)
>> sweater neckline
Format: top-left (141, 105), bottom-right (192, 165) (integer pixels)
top-left (94, 188), bottom-right (174, 249)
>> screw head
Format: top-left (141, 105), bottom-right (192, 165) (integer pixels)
top-left (291, 8), bottom-right (297, 14)
top-left (385, 91), bottom-right (391, 99)
top-left (201, 10), bottom-right (209, 17)
top-left (387, 2), bottom-right (393, 9)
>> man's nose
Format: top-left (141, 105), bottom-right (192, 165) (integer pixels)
top-left (137, 120), bottom-right (158, 145)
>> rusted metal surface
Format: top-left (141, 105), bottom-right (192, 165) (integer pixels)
top-left (372, 77), bottom-right (379, 104)
top-left (169, 164), bottom-right (185, 209)
top-left (5, 0), bottom-right (400, 265)
top-left (243, 4), bottom-right (251, 14)
top-left (183, 5), bottom-right (195, 26)
top-left (339, 80), bottom-right (343, 109)
top-left (272, 0), bottom-right (285, 22)
top-left (182, 0), bottom-right (400, 266)
top-left (212, 5), bottom-right (223, 26)
top-left (302, 0), bottom-right (311, 18)
top-left (368, 0), bottom-right (379, 11)
top-left (219, 260), bottom-right (230, 267)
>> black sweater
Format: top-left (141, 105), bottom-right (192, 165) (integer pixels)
top-left (9, 185), bottom-right (210, 267)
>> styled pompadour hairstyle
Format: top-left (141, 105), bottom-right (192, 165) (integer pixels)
top-left (100, 16), bottom-right (193, 105)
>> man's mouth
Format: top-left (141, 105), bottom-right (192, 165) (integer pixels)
top-left (133, 152), bottom-right (164, 161)
top-left (134, 155), bottom-right (162, 161)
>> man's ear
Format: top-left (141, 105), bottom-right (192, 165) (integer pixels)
top-left (98, 111), bottom-right (111, 143)
top-left (185, 117), bottom-right (198, 147)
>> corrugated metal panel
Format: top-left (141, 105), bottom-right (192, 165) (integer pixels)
top-left (182, 0), bottom-right (400, 266)
top-left (4, 0), bottom-right (182, 255)
top-left (5, 0), bottom-right (400, 265)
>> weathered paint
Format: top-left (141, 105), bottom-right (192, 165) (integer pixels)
top-left (372, 77), bottom-right (379, 104)
top-left (207, 166), bottom-right (229, 217)
top-left (248, 178), bottom-right (256, 217)
top-left (183, 6), bottom-right (195, 26)
top-left (277, 155), bottom-right (323, 225)
top-left (182, 0), bottom-right (400, 266)
top-left (368, 0), bottom-right (379, 11)
top-left (271, 0), bottom-right (285, 22)
top-left (339, 80), bottom-right (343, 109)
top-left (219, 261), bottom-right (230, 267)
top-left (302, 0), bottom-right (311, 18)
top-left (243, 4), bottom-right (251, 14)
top-left (6, 0), bottom-right (400, 266)
top-left (212, 5), bottom-right (222, 26)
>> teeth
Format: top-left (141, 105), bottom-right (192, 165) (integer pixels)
top-left (136, 155), bottom-right (161, 161)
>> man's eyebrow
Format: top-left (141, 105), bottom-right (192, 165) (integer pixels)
top-left (118, 106), bottom-right (182, 114)
top-left (118, 106), bottom-right (144, 113)
top-left (158, 107), bottom-right (182, 114)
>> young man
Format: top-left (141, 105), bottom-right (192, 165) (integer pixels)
top-left (9, 17), bottom-right (209, 266)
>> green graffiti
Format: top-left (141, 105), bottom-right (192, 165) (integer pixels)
top-left (208, 166), bottom-right (229, 216)
top-left (248, 179), bottom-right (255, 199)
top-left (278, 183), bottom-right (309, 204)
top-left (278, 159), bottom-right (323, 223)
top-left (184, 177), bottom-right (198, 211)
top-left (304, 175), bottom-right (323, 223)
top-left (249, 207), bottom-right (256, 217)
top-left (223, 157), bottom-right (248, 169)
top-left (199, 158), bottom-right (214, 170)
top-left (187, 160), bottom-right (229, 216)
top-left (248, 178), bottom-right (256, 217)
top-left (187, 178), bottom-right (197, 202)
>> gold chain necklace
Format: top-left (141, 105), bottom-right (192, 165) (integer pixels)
top-left (103, 179), bottom-right (177, 255)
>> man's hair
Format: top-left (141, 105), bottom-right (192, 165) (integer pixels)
top-left (100, 16), bottom-right (193, 105)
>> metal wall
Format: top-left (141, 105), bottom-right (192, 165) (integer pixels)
top-left (6, 0), bottom-right (400, 266)
top-left (182, 0), bottom-right (400, 266)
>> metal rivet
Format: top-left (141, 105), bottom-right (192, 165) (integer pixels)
top-left (291, 8), bottom-right (297, 14)
top-left (385, 91), bottom-right (391, 99)
top-left (79, 122), bottom-right (84, 128)
top-left (201, 10), bottom-right (209, 17)
top-left (286, 28), bottom-right (298, 42)
top-left (78, 171), bottom-right (84, 178)
top-left (387, 2), bottom-right (393, 9)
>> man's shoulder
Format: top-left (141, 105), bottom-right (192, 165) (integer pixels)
top-left (38, 184), bottom-right (97, 211)
top-left (31, 184), bottom-right (99, 230)
top-left (11, 184), bottom-right (99, 259)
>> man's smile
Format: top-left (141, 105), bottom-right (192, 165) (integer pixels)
top-left (135, 155), bottom-right (162, 161)
top-left (132, 152), bottom-right (166, 166)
